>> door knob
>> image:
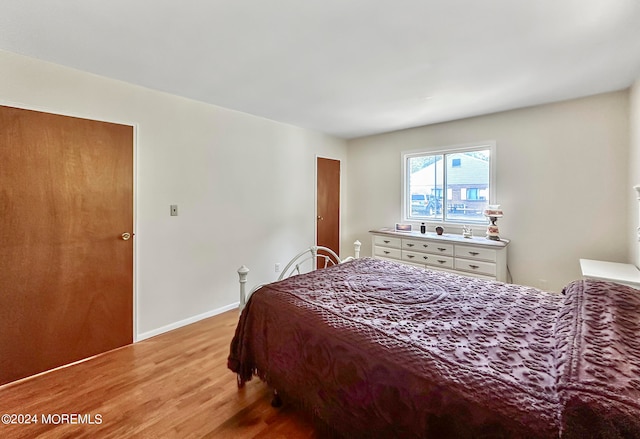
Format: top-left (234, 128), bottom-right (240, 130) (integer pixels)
top-left (121, 232), bottom-right (132, 241)
top-left (317, 216), bottom-right (324, 221)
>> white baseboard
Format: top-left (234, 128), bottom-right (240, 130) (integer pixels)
top-left (136, 302), bottom-right (239, 342)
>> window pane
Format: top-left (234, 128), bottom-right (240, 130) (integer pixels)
top-left (408, 155), bottom-right (443, 220)
top-left (445, 151), bottom-right (490, 222)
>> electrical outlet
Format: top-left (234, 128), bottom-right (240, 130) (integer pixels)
top-left (170, 204), bottom-right (178, 216)
top-left (275, 263), bottom-right (281, 273)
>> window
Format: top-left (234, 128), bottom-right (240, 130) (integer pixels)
top-left (403, 143), bottom-right (494, 223)
top-left (462, 188), bottom-right (487, 201)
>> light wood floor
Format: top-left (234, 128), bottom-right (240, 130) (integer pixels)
top-left (0, 310), bottom-right (319, 438)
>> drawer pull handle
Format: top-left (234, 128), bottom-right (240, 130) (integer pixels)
top-left (406, 243), bottom-right (414, 247)
top-left (438, 247), bottom-right (447, 252)
top-left (384, 251), bottom-right (390, 254)
top-left (468, 251), bottom-right (479, 256)
top-left (423, 256), bottom-right (429, 260)
top-left (469, 264), bottom-right (480, 269)
top-left (407, 255), bottom-right (415, 259)
top-left (437, 260), bottom-right (447, 264)
top-left (423, 244), bottom-right (429, 248)
top-left (383, 240), bottom-right (390, 244)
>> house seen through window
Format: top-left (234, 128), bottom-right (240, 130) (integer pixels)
top-left (404, 145), bottom-right (493, 223)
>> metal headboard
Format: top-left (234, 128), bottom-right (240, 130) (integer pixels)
top-left (237, 241), bottom-right (361, 311)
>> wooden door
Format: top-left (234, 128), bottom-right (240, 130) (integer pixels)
top-left (316, 157), bottom-right (340, 265)
top-left (0, 105), bottom-right (134, 385)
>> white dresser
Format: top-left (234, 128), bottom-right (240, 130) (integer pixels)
top-left (370, 228), bottom-right (510, 282)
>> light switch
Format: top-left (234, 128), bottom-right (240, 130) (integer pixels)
top-left (170, 204), bottom-right (178, 216)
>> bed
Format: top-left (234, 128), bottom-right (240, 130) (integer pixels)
top-left (228, 255), bottom-right (640, 438)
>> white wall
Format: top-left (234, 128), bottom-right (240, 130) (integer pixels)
top-left (630, 78), bottom-right (640, 267)
top-left (0, 50), bottom-right (347, 338)
top-left (344, 91), bottom-right (630, 292)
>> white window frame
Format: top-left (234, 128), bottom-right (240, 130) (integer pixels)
top-left (401, 141), bottom-right (496, 225)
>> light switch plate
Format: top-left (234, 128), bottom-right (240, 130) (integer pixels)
top-left (170, 204), bottom-right (178, 216)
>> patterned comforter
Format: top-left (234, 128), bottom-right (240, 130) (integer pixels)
top-left (228, 258), bottom-right (640, 438)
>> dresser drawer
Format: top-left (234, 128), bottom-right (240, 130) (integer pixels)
top-left (455, 245), bottom-right (497, 262)
top-left (427, 242), bottom-right (454, 256)
top-left (455, 258), bottom-right (496, 276)
top-left (425, 255), bottom-right (454, 269)
top-left (374, 245), bottom-right (401, 260)
top-left (402, 250), bottom-right (427, 264)
top-left (401, 250), bottom-right (448, 266)
top-left (404, 239), bottom-right (453, 256)
top-left (373, 235), bottom-right (402, 249)
top-left (402, 238), bottom-right (439, 253)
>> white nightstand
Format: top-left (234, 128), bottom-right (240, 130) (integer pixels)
top-left (579, 259), bottom-right (640, 289)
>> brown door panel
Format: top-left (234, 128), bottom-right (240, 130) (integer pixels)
top-left (316, 158), bottom-right (340, 264)
top-left (0, 106), bottom-right (133, 384)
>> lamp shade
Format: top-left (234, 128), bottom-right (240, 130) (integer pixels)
top-left (483, 205), bottom-right (503, 218)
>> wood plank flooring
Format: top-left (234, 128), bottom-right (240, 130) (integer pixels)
top-left (0, 310), bottom-right (319, 438)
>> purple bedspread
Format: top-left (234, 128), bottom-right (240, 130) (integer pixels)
top-left (228, 258), bottom-right (640, 438)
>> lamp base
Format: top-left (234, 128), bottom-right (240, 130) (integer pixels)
top-left (486, 216), bottom-right (500, 240)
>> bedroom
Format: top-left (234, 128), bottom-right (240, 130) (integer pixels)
top-left (1, 0), bottom-right (640, 437)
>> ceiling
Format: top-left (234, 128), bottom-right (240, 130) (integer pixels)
top-left (2, 0), bottom-right (640, 139)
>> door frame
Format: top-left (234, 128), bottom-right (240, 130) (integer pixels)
top-left (314, 155), bottom-right (342, 257)
top-left (0, 99), bottom-right (139, 342)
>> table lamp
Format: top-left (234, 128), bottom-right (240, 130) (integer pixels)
top-left (483, 205), bottom-right (503, 241)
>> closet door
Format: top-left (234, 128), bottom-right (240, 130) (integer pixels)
top-left (316, 157), bottom-right (340, 264)
top-left (0, 105), bottom-right (134, 385)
